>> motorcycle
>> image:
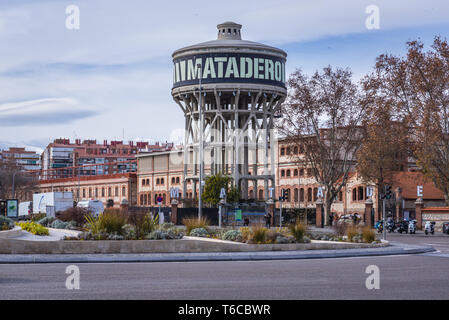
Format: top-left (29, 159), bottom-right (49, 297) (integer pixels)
top-left (375, 220), bottom-right (384, 233)
top-left (397, 220), bottom-right (409, 234)
top-left (424, 221), bottom-right (435, 235)
top-left (408, 220), bottom-right (417, 234)
top-left (386, 220), bottom-right (396, 233)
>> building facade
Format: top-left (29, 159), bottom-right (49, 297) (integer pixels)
top-left (0, 147), bottom-right (40, 171)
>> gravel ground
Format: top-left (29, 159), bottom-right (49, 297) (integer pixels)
top-left (11, 228), bottom-right (82, 241)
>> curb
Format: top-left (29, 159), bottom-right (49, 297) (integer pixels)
top-left (0, 244), bottom-right (436, 264)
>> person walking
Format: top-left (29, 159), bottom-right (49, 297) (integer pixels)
top-left (264, 212), bottom-right (272, 228)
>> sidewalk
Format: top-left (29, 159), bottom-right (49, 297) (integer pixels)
top-left (0, 242), bottom-right (435, 264)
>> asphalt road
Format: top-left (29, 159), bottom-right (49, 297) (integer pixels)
top-left (1, 253), bottom-right (448, 300)
top-left (1, 232), bottom-right (447, 300)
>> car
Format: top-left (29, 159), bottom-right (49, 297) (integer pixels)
top-left (442, 222), bottom-right (449, 235)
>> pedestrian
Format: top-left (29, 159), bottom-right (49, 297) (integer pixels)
top-left (352, 213), bottom-right (357, 225)
top-left (329, 212), bottom-right (334, 226)
top-left (244, 217), bottom-right (250, 226)
top-left (264, 212), bottom-right (272, 228)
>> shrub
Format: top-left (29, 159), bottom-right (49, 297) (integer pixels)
top-left (222, 229), bottom-right (242, 242)
top-left (189, 227), bottom-right (209, 237)
top-left (146, 227), bottom-right (184, 240)
top-left (50, 219), bottom-right (69, 229)
top-left (266, 229), bottom-right (280, 244)
top-left (127, 211), bottom-right (158, 239)
top-left (100, 209), bottom-right (127, 235)
top-left (58, 207), bottom-right (88, 225)
top-left (84, 214), bottom-right (104, 236)
top-left (18, 221), bottom-right (49, 236)
top-left (240, 227), bottom-right (251, 242)
top-left (182, 216), bottom-right (210, 235)
top-left (288, 222), bottom-right (307, 242)
top-left (251, 225), bottom-right (268, 243)
top-left (122, 224), bottom-right (136, 240)
top-left (31, 213), bottom-right (46, 222)
top-left (361, 226), bottom-right (376, 243)
top-left (37, 216), bottom-right (55, 227)
top-left (0, 216), bottom-right (15, 230)
top-left (346, 225), bottom-right (359, 242)
top-left (333, 222), bottom-right (347, 237)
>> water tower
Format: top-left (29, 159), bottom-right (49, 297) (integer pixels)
top-left (171, 22), bottom-right (287, 201)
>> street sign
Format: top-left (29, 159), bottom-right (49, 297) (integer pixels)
top-left (156, 196), bottom-right (163, 204)
top-left (417, 185), bottom-right (423, 197)
top-left (317, 186), bottom-right (324, 199)
top-left (219, 188), bottom-right (226, 199)
top-left (170, 187), bottom-right (179, 199)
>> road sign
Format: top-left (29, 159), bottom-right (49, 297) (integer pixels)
top-left (157, 196), bottom-right (163, 204)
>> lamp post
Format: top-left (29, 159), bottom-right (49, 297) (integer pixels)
top-left (11, 171), bottom-right (18, 199)
top-left (197, 62), bottom-right (204, 219)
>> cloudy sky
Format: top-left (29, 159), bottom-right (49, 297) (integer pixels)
top-left (0, 0), bottom-right (448, 153)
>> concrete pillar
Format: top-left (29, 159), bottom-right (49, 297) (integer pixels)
top-left (364, 198), bottom-right (373, 228)
top-left (316, 199), bottom-right (324, 228)
top-left (415, 197), bottom-right (423, 230)
top-left (170, 199), bottom-right (178, 224)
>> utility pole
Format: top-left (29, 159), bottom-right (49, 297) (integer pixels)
top-left (12, 171), bottom-right (18, 199)
top-left (197, 62), bottom-right (203, 219)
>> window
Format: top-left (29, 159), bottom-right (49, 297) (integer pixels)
top-left (249, 189), bottom-right (254, 199)
top-left (156, 178), bottom-right (160, 185)
top-left (89, 188), bottom-right (92, 198)
top-left (338, 191), bottom-right (343, 202)
top-left (108, 187), bottom-right (112, 196)
top-left (144, 194), bottom-right (148, 205)
top-left (294, 188), bottom-right (299, 202)
top-left (307, 188), bottom-right (312, 202)
top-left (286, 169), bottom-right (291, 177)
top-left (294, 169), bottom-right (298, 176)
top-left (140, 194), bottom-right (144, 205)
top-left (286, 147), bottom-right (291, 155)
top-left (300, 188), bottom-right (304, 202)
top-left (299, 168), bottom-right (304, 176)
top-left (358, 186), bottom-right (364, 200)
top-left (313, 187), bottom-right (318, 201)
top-left (259, 189), bottom-right (264, 200)
top-left (176, 177), bottom-right (180, 183)
top-left (161, 178), bottom-right (164, 185)
top-left (95, 188), bottom-right (98, 198)
top-left (146, 178), bottom-right (149, 185)
top-left (294, 146), bottom-right (298, 154)
top-left (281, 170), bottom-right (285, 177)
top-left (82, 188), bottom-right (86, 198)
top-left (122, 186), bottom-right (126, 197)
top-left (172, 177), bottom-right (175, 184)
top-left (352, 188), bottom-right (357, 201)
top-left (280, 148), bottom-right (285, 156)
top-left (142, 179), bottom-right (146, 186)
top-left (101, 187), bottom-right (105, 197)
top-left (115, 186), bottom-right (119, 196)
top-left (307, 168), bottom-right (312, 176)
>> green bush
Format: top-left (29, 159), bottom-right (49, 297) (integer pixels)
top-left (18, 221), bottom-right (49, 236)
top-left (189, 227), bottom-right (209, 237)
top-left (37, 216), bottom-right (55, 227)
top-left (222, 229), bottom-right (242, 242)
top-left (346, 225), bottom-right (359, 242)
top-left (50, 219), bottom-right (69, 229)
top-left (288, 222), bottom-right (307, 242)
top-left (127, 211), bottom-right (159, 239)
top-left (31, 213), bottom-right (46, 222)
top-left (0, 216), bottom-right (15, 230)
top-left (58, 207), bottom-right (88, 225)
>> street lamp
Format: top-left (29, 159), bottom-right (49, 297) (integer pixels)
top-left (11, 171), bottom-right (18, 199)
top-left (197, 62), bottom-right (204, 219)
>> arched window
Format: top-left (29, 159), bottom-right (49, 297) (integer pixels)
top-left (176, 177), bottom-right (180, 183)
top-left (286, 169), bottom-right (291, 177)
top-left (140, 194), bottom-right (144, 205)
top-left (307, 188), bottom-right (312, 202)
top-left (161, 178), bottom-right (164, 185)
top-left (280, 148), bottom-right (285, 155)
top-left (299, 168), bottom-right (304, 176)
top-left (358, 186), bottom-right (364, 200)
top-left (146, 178), bottom-right (149, 185)
top-left (143, 194), bottom-right (147, 205)
top-left (307, 168), bottom-right (312, 176)
top-left (286, 147), bottom-right (291, 155)
top-left (156, 178), bottom-right (160, 185)
top-left (338, 191), bottom-right (343, 201)
top-left (352, 188), bottom-right (357, 201)
top-left (172, 177), bottom-right (175, 184)
top-left (313, 187), bottom-right (318, 201)
top-left (300, 188), bottom-right (304, 202)
top-left (281, 170), bottom-right (285, 177)
top-left (122, 186), bottom-right (126, 197)
top-left (259, 189), bottom-right (264, 200)
top-left (142, 179), bottom-right (146, 186)
top-left (293, 146), bottom-right (298, 154)
top-left (294, 169), bottom-right (298, 176)
top-left (249, 189), bottom-right (254, 199)
top-left (101, 187), bottom-right (105, 197)
top-left (294, 188), bottom-right (299, 202)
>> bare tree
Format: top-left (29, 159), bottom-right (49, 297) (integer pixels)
top-left (0, 158), bottom-right (36, 201)
top-left (278, 66), bottom-right (366, 224)
top-left (365, 37), bottom-right (449, 205)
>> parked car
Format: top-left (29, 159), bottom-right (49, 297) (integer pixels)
top-left (442, 222), bottom-right (449, 235)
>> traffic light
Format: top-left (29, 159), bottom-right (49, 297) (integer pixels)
top-left (384, 185), bottom-right (392, 200)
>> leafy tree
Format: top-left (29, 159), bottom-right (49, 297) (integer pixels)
top-left (202, 173), bottom-right (240, 207)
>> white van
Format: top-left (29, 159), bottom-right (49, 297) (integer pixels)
top-left (77, 200), bottom-right (104, 217)
top-left (18, 201), bottom-right (32, 217)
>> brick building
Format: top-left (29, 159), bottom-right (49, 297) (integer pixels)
top-left (0, 147), bottom-right (40, 171)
